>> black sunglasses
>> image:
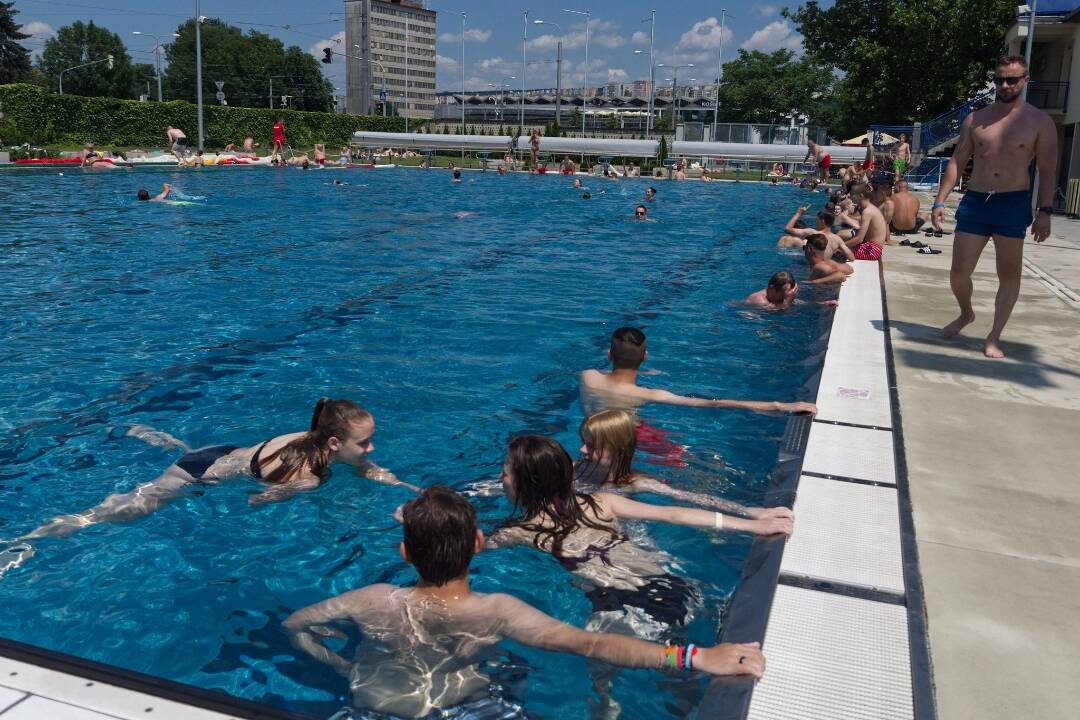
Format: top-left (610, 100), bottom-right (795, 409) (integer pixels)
top-left (636, 210), bottom-right (646, 216)
top-left (993, 74), bottom-right (1027, 86)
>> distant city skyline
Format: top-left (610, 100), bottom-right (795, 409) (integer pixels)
top-left (12, 1), bottom-right (825, 97)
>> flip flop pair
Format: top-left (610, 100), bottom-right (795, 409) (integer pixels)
top-left (917, 246), bottom-right (942, 254)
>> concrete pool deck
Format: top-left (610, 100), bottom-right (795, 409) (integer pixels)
top-left (882, 218), bottom-right (1080, 719)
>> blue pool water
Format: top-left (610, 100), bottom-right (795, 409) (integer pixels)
top-left (0, 167), bottom-right (827, 718)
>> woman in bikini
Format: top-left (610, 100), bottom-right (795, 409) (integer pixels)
top-left (10, 399), bottom-right (414, 546)
top-left (485, 435), bottom-right (791, 712)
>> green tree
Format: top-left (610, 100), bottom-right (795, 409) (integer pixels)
top-left (715, 49), bottom-right (833, 126)
top-left (0, 1), bottom-right (31, 84)
top-left (163, 19), bottom-right (333, 111)
top-left (37, 21), bottom-right (140, 97)
top-left (784, 0), bottom-right (1015, 136)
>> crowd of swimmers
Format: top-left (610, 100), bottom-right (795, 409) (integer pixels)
top-left (2, 324), bottom-right (817, 718)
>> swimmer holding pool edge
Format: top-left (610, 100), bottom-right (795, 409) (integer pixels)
top-left (581, 327), bottom-right (817, 416)
top-left (284, 486), bottom-right (764, 717)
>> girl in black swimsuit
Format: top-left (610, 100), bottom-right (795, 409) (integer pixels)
top-left (4, 400), bottom-right (411, 572)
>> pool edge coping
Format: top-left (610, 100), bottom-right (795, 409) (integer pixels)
top-left (697, 259), bottom-right (939, 720)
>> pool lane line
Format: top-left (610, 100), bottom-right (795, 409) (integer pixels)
top-left (0, 230), bottom-right (566, 462)
top-left (0, 635), bottom-right (316, 720)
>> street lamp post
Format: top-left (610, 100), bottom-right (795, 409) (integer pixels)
top-left (711, 10), bottom-right (729, 141)
top-left (132, 31), bottom-right (179, 102)
top-left (533, 20), bottom-right (563, 128)
top-left (461, 12), bottom-right (466, 160)
top-left (59, 55), bottom-right (113, 95)
top-left (194, 0), bottom-right (205, 151)
top-left (405, 16), bottom-right (409, 132)
top-left (640, 10), bottom-right (655, 137)
top-left (563, 8), bottom-right (590, 140)
top-left (520, 10), bottom-right (527, 140)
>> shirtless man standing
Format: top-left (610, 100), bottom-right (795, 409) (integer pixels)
top-left (932, 56), bottom-right (1056, 358)
top-left (845, 182), bottom-right (887, 260)
top-left (804, 140), bottom-right (831, 182)
top-left (892, 133), bottom-right (912, 180)
top-left (284, 486), bottom-right (765, 718)
top-left (166, 126), bottom-right (189, 161)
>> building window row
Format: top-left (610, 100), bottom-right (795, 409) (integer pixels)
top-left (372, 17), bottom-right (435, 34)
top-left (371, 44), bottom-right (436, 59)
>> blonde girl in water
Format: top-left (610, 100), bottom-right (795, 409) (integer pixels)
top-left (575, 409), bottom-right (793, 521)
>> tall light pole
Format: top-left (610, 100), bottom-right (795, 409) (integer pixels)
top-left (404, 16), bottom-right (409, 132)
top-left (132, 31), bottom-right (179, 102)
top-left (461, 11), bottom-right (466, 141)
top-left (640, 10), bottom-right (655, 137)
top-left (194, 1), bottom-right (204, 151)
top-left (564, 8), bottom-right (589, 140)
top-left (711, 10), bottom-right (729, 140)
top-left (520, 10), bottom-right (527, 139)
top-left (533, 20), bottom-right (563, 128)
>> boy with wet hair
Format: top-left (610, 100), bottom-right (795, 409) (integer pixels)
top-left (804, 233), bottom-right (853, 285)
top-left (580, 327), bottom-right (816, 414)
top-left (284, 486), bottom-right (765, 718)
top-left (746, 271), bottom-right (800, 308)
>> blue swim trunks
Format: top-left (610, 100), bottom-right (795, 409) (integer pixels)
top-left (954, 190), bottom-right (1032, 240)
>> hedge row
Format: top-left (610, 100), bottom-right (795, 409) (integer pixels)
top-left (0, 84), bottom-right (406, 149)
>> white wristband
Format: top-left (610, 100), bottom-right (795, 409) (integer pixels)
top-left (714, 512), bottom-right (724, 530)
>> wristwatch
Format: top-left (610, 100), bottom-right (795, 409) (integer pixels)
top-left (1037, 206), bottom-right (1054, 215)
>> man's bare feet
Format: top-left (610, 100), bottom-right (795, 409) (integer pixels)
top-left (943, 313), bottom-right (975, 337)
top-left (984, 336), bottom-right (1006, 359)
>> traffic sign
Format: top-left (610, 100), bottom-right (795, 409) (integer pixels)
top-left (215, 91), bottom-right (226, 102)
top-left (215, 80), bottom-right (224, 90)
top-left (379, 90), bottom-right (387, 101)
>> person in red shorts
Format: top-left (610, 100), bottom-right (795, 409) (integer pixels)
top-left (580, 328), bottom-right (816, 465)
top-left (805, 139), bottom-right (831, 182)
top-left (860, 137), bottom-right (874, 171)
top-left (272, 117), bottom-right (287, 156)
top-left (844, 182), bottom-right (887, 261)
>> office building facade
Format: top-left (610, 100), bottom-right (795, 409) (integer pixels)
top-left (345, 0), bottom-right (437, 119)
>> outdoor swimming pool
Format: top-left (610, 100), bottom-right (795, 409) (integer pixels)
top-left (0, 167), bottom-right (827, 718)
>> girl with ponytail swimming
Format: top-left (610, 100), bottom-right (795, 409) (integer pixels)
top-left (2, 399), bottom-right (413, 575)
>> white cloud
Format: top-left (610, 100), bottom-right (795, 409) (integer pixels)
top-left (740, 21), bottom-right (803, 54)
top-left (607, 68), bottom-right (628, 82)
top-left (438, 28), bottom-right (492, 43)
top-left (631, 31), bottom-right (649, 46)
top-left (436, 54), bottom-right (459, 70)
top-left (308, 31), bottom-right (343, 59)
top-left (675, 17), bottom-right (734, 51)
top-left (756, 5), bottom-right (778, 17)
top-left (21, 20), bottom-right (54, 58)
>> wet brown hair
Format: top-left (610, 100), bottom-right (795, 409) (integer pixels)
top-left (578, 410), bottom-right (636, 487)
top-left (256, 398), bottom-right (372, 484)
top-left (610, 327), bottom-right (647, 369)
top-left (504, 436), bottom-right (617, 558)
top-left (402, 485), bottom-right (478, 586)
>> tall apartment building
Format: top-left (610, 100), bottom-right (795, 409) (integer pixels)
top-left (345, 0), bottom-right (437, 119)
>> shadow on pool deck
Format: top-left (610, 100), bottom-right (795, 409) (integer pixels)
top-left (882, 237), bottom-right (1080, 720)
top-left (872, 318), bottom-right (1080, 389)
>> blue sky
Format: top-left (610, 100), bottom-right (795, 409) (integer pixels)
top-left (12, 1), bottom-right (821, 93)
